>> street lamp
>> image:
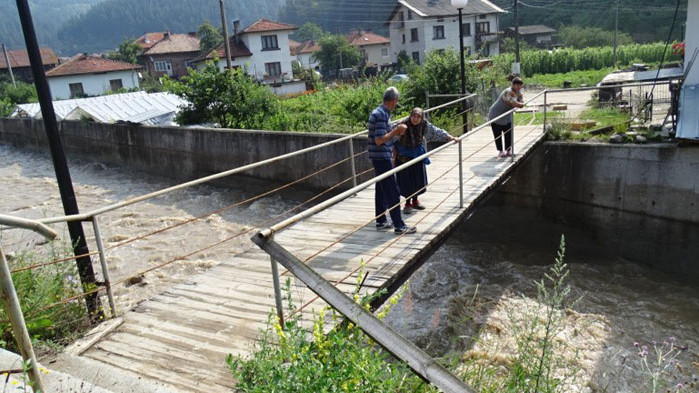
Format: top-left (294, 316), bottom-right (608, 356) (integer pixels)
top-left (451, 0), bottom-right (469, 133)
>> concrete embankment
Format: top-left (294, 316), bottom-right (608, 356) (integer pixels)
top-left (0, 119), bottom-right (696, 278)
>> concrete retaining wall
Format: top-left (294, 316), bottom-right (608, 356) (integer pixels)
top-left (0, 118), bottom-right (372, 192)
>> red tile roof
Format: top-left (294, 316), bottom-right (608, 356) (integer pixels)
top-left (0, 48), bottom-right (59, 69)
top-left (289, 39), bottom-right (302, 51)
top-left (143, 33), bottom-right (200, 55)
top-left (46, 55), bottom-right (141, 77)
top-left (240, 19), bottom-right (298, 34)
top-left (135, 32), bottom-right (167, 50)
top-left (292, 40), bottom-right (321, 55)
top-left (191, 37), bottom-right (253, 63)
top-left (347, 31), bottom-right (390, 47)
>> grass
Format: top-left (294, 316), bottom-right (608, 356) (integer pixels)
top-left (515, 111), bottom-right (563, 126)
top-left (526, 68), bottom-right (612, 89)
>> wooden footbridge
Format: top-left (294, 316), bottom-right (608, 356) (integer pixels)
top-left (1, 95), bottom-right (547, 393)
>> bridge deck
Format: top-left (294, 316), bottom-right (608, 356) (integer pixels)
top-left (56, 125), bottom-right (544, 393)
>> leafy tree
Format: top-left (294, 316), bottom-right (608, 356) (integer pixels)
top-left (0, 80), bottom-right (38, 117)
top-left (396, 50), bottom-right (416, 74)
top-left (558, 26), bottom-right (634, 49)
top-left (314, 34), bottom-right (362, 76)
top-left (197, 21), bottom-right (224, 54)
top-left (295, 22), bottom-right (325, 42)
top-left (164, 61), bottom-right (278, 128)
top-left (500, 37), bottom-right (532, 54)
top-left (108, 38), bottom-right (142, 64)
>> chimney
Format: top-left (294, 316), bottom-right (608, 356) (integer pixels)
top-left (164, 30), bottom-right (170, 39)
top-left (144, 33), bottom-right (149, 44)
top-left (233, 20), bottom-right (241, 43)
top-left (188, 31), bottom-right (197, 37)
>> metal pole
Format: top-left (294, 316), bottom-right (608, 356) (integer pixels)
top-left (514, 0), bottom-right (521, 64)
top-left (458, 140), bottom-right (463, 208)
top-left (2, 43), bottom-right (16, 86)
top-left (92, 217), bottom-right (116, 318)
top-left (425, 91), bottom-right (430, 121)
top-left (219, 0), bottom-right (232, 69)
top-left (543, 91), bottom-right (548, 134)
top-left (511, 123), bottom-right (515, 162)
top-left (348, 138), bottom-right (357, 189)
top-left (251, 236), bottom-right (475, 393)
top-left (269, 235), bottom-right (285, 328)
top-left (15, 0), bottom-right (102, 319)
top-left (0, 246), bottom-right (46, 393)
top-left (613, 0), bottom-right (619, 66)
top-left (458, 8), bottom-right (468, 134)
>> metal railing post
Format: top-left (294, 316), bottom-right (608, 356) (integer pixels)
top-left (91, 216), bottom-right (116, 318)
top-left (543, 90), bottom-right (548, 134)
top-left (0, 245), bottom-right (46, 393)
top-left (269, 235), bottom-right (285, 328)
top-left (348, 138), bottom-right (357, 190)
top-left (458, 139), bottom-right (464, 208)
top-left (511, 123), bottom-right (515, 162)
top-left (425, 91), bottom-right (430, 121)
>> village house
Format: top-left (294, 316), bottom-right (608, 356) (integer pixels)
top-left (0, 47), bottom-right (59, 83)
top-left (46, 55), bottom-right (141, 99)
top-left (291, 40), bottom-right (321, 70)
top-left (386, 0), bottom-right (505, 65)
top-left (347, 30), bottom-right (392, 71)
top-left (504, 25), bottom-right (556, 49)
top-left (137, 31), bottom-right (200, 79)
top-left (191, 18), bottom-right (305, 95)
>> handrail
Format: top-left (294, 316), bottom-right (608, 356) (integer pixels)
top-left (546, 80), bottom-right (672, 94)
top-left (0, 214), bottom-right (57, 240)
top-left (31, 94), bottom-right (476, 226)
top-left (256, 90), bottom-right (545, 239)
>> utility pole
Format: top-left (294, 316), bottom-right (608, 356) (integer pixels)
top-left (219, 0), bottom-right (232, 69)
top-left (513, 0), bottom-right (521, 75)
top-left (14, 0), bottom-right (101, 318)
top-left (2, 44), bottom-right (16, 86)
top-left (613, 0), bottom-right (619, 66)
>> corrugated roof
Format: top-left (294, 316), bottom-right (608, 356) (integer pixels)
top-left (143, 33), bottom-right (200, 55)
top-left (507, 25), bottom-right (556, 35)
top-left (392, 0), bottom-right (505, 18)
top-left (12, 92), bottom-right (186, 125)
top-left (46, 55), bottom-right (141, 77)
top-left (240, 19), bottom-right (298, 34)
top-left (0, 47), bottom-right (59, 69)
top-left (347, 31), bottom-right (390, 47)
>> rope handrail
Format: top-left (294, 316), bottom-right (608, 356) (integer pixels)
top-left (257, 90), bottom-right (545, 238)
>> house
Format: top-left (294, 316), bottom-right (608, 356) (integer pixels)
top-left (191, 19), bottom-right (306, 96)
top-left (347, 30), bottom-right (392, 71)
top-left (138, 31), bottom-right (200, 79)
top-left (46, 55), bottom-right (142, 99)
top-left (0, 47), bottom-right (59, 83)
top-left (291, 40), bottom-right (321, 70)
top-left (504, 25), bottom-right (556, 49)
top-left (677, 0), bottom-right (698, 140)
top-left (386, 0), bottom-right (506, 65)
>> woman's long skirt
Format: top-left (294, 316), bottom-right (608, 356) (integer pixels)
top-left (395, 156), bottom-right (428, 199)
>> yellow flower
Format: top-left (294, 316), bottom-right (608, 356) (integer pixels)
top-left (39, 367), bottom-right (50, 374)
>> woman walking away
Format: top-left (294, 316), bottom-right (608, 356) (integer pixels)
top-left (487, 77), bottom-right (524, 158)
top-left (395, 107), bottom-right (457, 215)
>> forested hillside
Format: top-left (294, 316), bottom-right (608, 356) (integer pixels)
top-left (279, 0), bottom-right (687, 43)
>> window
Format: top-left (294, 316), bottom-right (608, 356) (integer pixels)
top-left (398, 12), bottom-right (405, 28)
top-left (479, 14), bottom-right (487, 19)
top-left (68, 83), bottom-right (84, 98)
top-left (410, 28), bottom-right (419, 42)
top-left (265, 62), bottom-right (282, 77)
top-left (402, 34), bottom-right (406, 44)
top-left (437, 17), bottom-right (444, 22)
top-left (462, 23), bottom-right (471, 36)
top-left (360, 49), bottom-right (367, 58)
top-left (407, 10), bottom-right (413, 20)
top-left (154, 60), bottom-right (172, 73)
top-left (412, 51), bottom-right (420, 64)
top-left (381, 48), bottom-right (388, 57)
top-left (109, 79), bottom-right (123, 91)
top-left (261, 35), bottom-right (279, 50)
top-left (476, 22), bottom-right (490, 35)
top-left (433, 25), bottom-right (445, 40)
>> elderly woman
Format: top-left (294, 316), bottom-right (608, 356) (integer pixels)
top-left (395, 107), bottom-right (457, 215)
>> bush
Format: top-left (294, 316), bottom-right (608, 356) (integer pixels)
top-left (558, 26), bottom-right (634, 49)
top-left (0, 80), bottom-right (38, 116)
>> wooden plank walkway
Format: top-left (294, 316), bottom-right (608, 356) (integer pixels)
top-left (56, 125), bottom-right (544, 393)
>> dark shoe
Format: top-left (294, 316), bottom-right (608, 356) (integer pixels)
top-left (394, 225), bottom-right (417, 234)
top-left (376, 221), bottom-right (392, 230)
top-left (403, 205), bottom-right (413, 215)
top-left (412, 201), bottom-right (426, 210)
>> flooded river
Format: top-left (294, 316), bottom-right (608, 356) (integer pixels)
top-left (1, 143), bottom-right (697, 391)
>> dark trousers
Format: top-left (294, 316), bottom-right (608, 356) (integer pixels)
top-left (491, 122), bottom-right (512, 152)
top-left (372, 159), bottom-right (405, 228)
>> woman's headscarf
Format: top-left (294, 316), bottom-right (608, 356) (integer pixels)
top-left (399, 107), bottom-right (426, 149)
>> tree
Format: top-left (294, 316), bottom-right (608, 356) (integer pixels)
top-left (0, 80), bottom-right (38, 117)
top-left (198, 21), bottom-right (224, 54)
top-left (314, 34), bottom-right (362, 76)
top-left (164, 61), bottom-right (278, 128)
top-left (295, 22), bottom-right (325, 42)
top-left (108, 38), bottom-right (142, 64)
top-left (558, 26), bottom-right (633, 49)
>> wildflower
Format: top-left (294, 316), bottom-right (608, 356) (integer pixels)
top-left (677, 383), bottom-right (683, 389)
top-left (634, 342), bottom-right (639, 348)
top-left (670, 336), bottom-right (676, 342)
top-left (39, 367), bottom-right (49, 374)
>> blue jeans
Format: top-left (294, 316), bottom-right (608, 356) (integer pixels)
top-left (372, 159), bottom-right (405, 228)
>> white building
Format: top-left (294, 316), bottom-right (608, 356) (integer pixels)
top-left (191, 19), bottom-right (306, 96)
top-left (46, 55), bottom-right (141, 100)
top-left (386, 0), bottom-right (505, 65)
top-left (291, 40), bottom-right (321, 70)
top-left (347, 30), bottom-right (392, 71)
